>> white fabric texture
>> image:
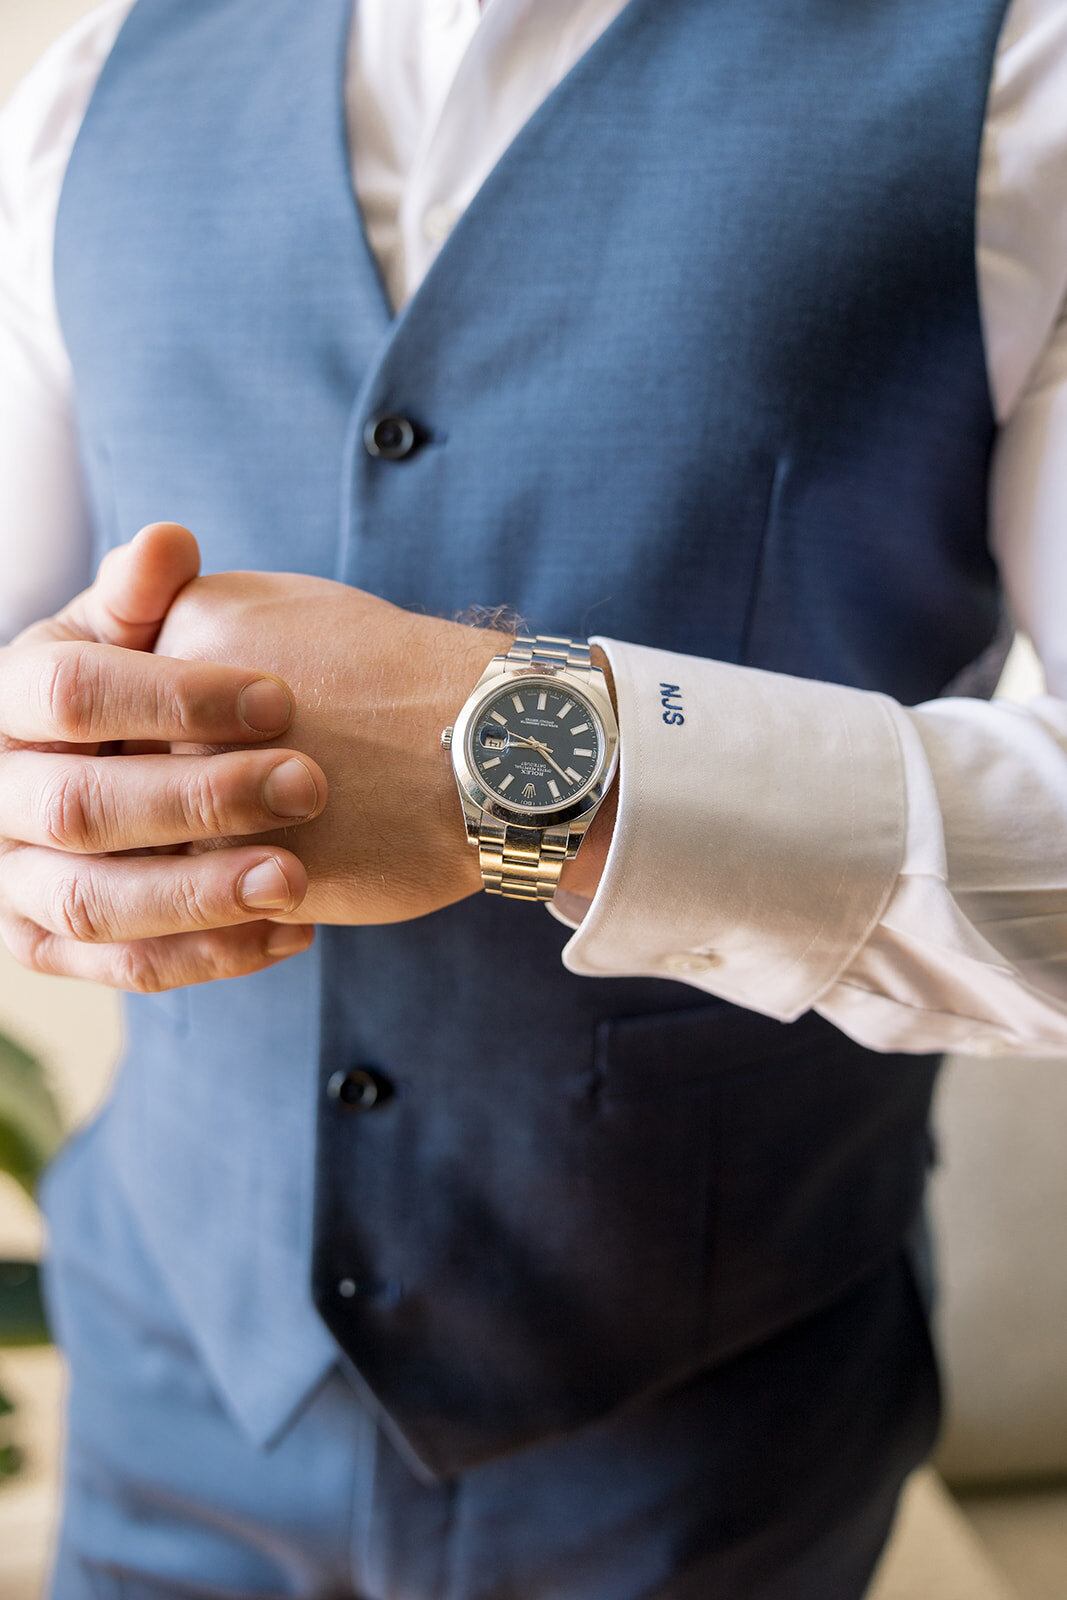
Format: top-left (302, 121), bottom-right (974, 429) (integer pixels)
top-left (4, 0), bottom-right (1067, 1054)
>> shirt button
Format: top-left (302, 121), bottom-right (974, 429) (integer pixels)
top-left (326, 1066), bottom-right (393, 1112)
top-left (423, 203), bottom-right (458, 245)
top-left (363, 414), bottom-right (418, 461)
top-left (662, 951), bottom-right (721, 977)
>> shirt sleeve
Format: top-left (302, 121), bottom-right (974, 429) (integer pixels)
top-left (0, 0), bottom-right (133, 642)
top-left (557, 0), bottom-right (1067, 1059)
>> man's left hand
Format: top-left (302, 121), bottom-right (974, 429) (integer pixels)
top-left (155, 555), bottom-right (510, 926)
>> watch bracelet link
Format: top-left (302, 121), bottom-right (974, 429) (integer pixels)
top-left (505, 633), bottom-right (593, 675)
top-left (479, 634), bottom-right (593, 901)
top-left (477, 820), bottom-right (571, 902)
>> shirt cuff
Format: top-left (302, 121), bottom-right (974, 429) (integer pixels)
top-left (556, 638), bottom-right (908, 1020)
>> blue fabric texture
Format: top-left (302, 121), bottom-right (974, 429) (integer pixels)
top-left (52, 0), bottom-right (1009, 1490)
top-left (44, 1112), bottom-right (936, 1598)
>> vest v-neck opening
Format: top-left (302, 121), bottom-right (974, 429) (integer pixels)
top-left (335, 0), bottom-right (396, 332)
top-left (339, 0), bottom-right (654, 341)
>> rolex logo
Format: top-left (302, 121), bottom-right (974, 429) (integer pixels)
top-left (522, 783), bottom-right (537, 800)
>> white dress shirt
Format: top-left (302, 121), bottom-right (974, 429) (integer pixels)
top-left (4, 0), bottom-right (1067, 1057)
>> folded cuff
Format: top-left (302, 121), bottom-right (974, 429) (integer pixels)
top-left (560, 638), bottom-right (908, 1021)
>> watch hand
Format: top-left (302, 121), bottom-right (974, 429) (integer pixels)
top-left (526, 742), bottom-right (575, 786)
top-left (506, 732), bottom-right (551, 754)
top-left (500, 730), bottom-right (573, 786)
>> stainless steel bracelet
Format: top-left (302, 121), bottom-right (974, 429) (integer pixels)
top-left (479, 634), bottom-right (592, 901)
top-left (477, 820), bottom-right (571, 902)
top-left (505, 633), bottom-right (592, 675)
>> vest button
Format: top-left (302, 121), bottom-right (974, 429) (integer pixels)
top-left (364, 413), bottom-right (418, 461)
top-left (326, 1066), bottom-right (392, 1112)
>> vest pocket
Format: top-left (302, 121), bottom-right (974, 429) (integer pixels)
top-left (595, 997), bottom-right (739, 1099)
top-left (595, 1002), bottom-right (938, 1367)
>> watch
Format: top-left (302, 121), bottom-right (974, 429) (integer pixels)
top-left (442, 633), bottom-right (620, 902)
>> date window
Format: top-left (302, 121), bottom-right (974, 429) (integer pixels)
top-left (479, 727), bottom-right (508, 751)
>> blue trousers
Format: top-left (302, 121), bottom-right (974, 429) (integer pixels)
top-left (43, 1117), bottom-right (938, 1600)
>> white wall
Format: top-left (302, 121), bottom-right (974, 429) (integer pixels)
top-left (0, 0), bottom-right (125, 1261)
top-left (0, 0), bottom-right (103, 101)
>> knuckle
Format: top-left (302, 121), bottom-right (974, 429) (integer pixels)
top-left (110, 943), bottom-right (163, 994)
top-left (177, 765), bottom-right (228, 838)
top-left (116, 932), bottom-right (231, 995)
top-left (1, 918), bottom-right (52, 975)
top-left (28, 926), bottom-right (64, 976)
top-left (39, 765), bottom-right (99, 853)
top-left (196, 933), bottom-right (243, 984)
top-left (172, 867), bottom-right (218, 931)
top-left (157, 670), bottom-right (197, 743)
top-left (51, 867), bottom-right (109, 943)
top-left (41, 645), bottom-right (98, 742)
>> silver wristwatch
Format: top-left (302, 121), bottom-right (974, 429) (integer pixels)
top-left (442, 633), bottom-right (619, 902)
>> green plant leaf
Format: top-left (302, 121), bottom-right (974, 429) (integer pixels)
top-left (0, 1262), bottom-right (50, 1348)
top-left (0, 1031), bottom-right (63, 1196)
top-left (0, 1378), bottom-right (25, 1484)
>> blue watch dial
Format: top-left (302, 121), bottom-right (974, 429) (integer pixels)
top-left (469, 683), bottom-right (603, 811)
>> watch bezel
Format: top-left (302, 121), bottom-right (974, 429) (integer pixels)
top-left (450, 664), bottom-right (619, 829)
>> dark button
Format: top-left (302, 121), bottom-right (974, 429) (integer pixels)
top-left (363, 414), bottom-right (418, 461)
top-left (326, 1066), bottom-right (392, 1112)
top-left (335, 1275), bottom-right (402, 1305)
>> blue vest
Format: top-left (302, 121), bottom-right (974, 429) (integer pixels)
top-left (55, 0), bottom-right (1010, 1477)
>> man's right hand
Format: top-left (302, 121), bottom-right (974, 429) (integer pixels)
top-left (0, 524), bottom-right (326, 992)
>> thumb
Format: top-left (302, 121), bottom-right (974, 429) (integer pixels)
top-left (15, 523), bottom-right (201, 652)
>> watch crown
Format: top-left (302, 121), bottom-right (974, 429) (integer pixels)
top-left (441, 726), bottom-right (453, 750)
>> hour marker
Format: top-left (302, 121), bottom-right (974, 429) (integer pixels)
top-left (491, 711), bottom-right (508, 726)
top-left (522, 783), bottom-right (537, 800)
top-left (511, 694), bottom-right (525, 713)
top-left (564, 768), bottom-right (582, 784)
top-left (557, 701), bottom-right (574, 720)
top-left (547, 779), bottom-right (561, 799)
top-left (570, 722), bottom-right (589, 735)
top-left (498, 773), bottom-right (514, 791)
top-left (572, 747), bottom-right (593, 758)
top-left (537, 692), bottom-right (547, 711)
top-left (483, 757), bottom-right (501, 770)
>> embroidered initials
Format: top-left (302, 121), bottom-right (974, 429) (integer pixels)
top-left (659, 682), bottom-right (685, 726)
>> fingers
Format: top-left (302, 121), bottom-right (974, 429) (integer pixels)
top-left (0, 522), bottom-right (319, 993)
top-left (0, 843), bottom-right (308, 944)
top-left (14, 524), bottom-right (201, 652)
top-left (0, 749), bottom-right (325, 853)
top-left (0, 640), bottom-right (294, 746)
top-left (3, 915), bottom-right (315, 993)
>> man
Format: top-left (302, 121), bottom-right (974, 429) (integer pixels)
top-left (2, 0), bottom-right (1067, 1594)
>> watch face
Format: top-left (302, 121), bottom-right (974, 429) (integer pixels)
top-left (468, 682), bottom-right (604, 812)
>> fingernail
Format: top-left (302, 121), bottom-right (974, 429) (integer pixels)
top-left (238, 858), bottom-right (292, 910)
top-left (239, 679), bottom-right (292, 734)
top-left (262, 758), bottom-right (318, 818)
top-left (266, 924), bottom-right (313, 958)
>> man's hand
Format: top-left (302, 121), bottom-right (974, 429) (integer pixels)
top-left (0, 525), bottom-right (327, 991)
top-left (155, 560), bottom-right (511, 925)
